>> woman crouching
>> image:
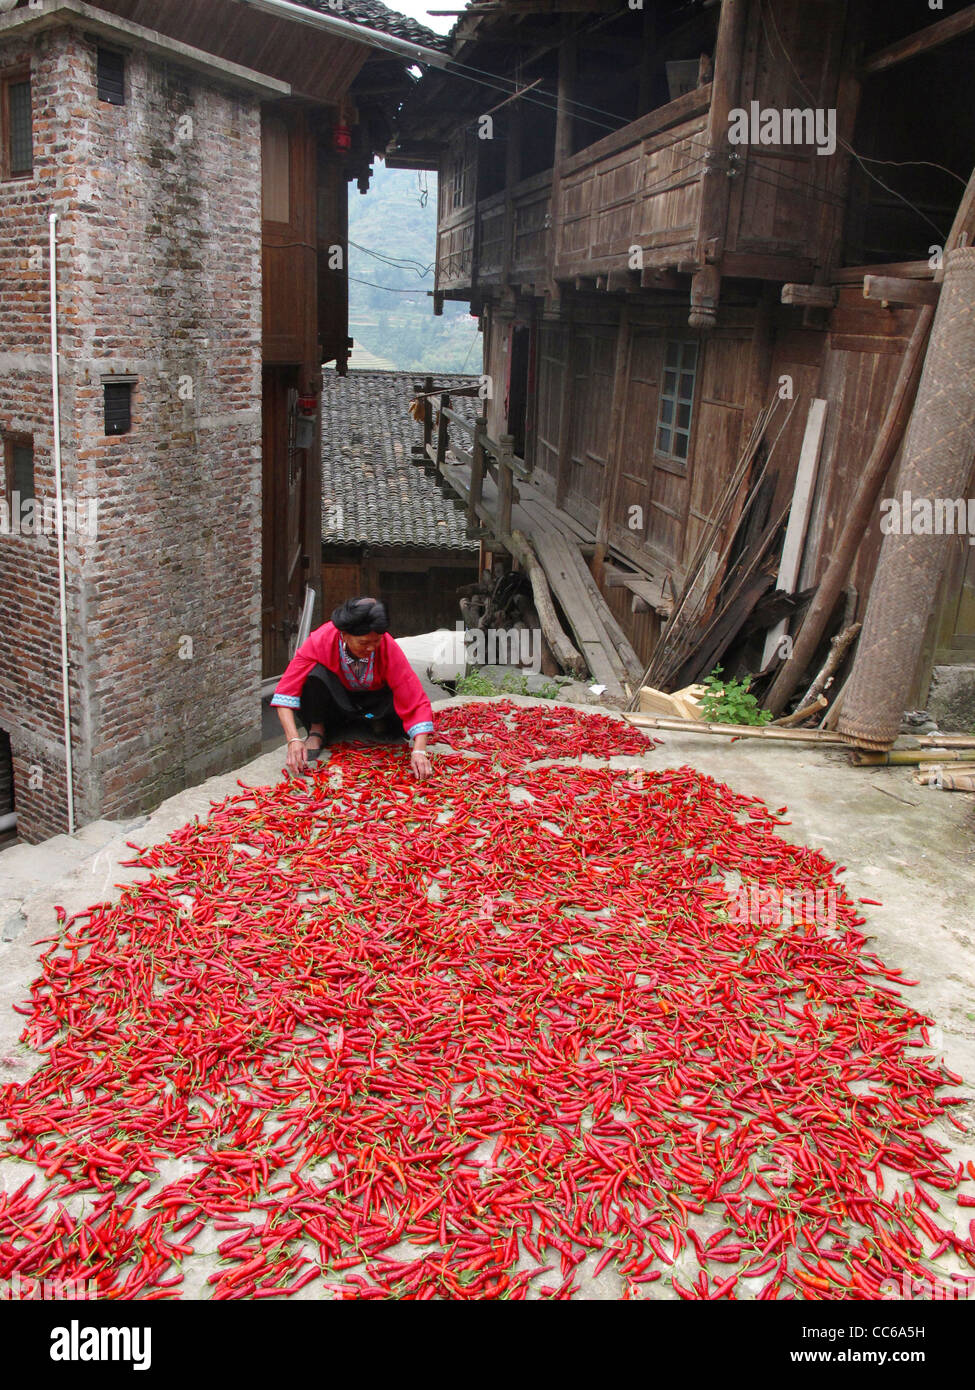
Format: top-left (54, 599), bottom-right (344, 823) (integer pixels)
top-left (271, 596), bottom-right (434, 781)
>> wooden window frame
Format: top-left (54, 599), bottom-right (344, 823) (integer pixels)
top-left (1, 67), bottom-right (33, 181)
top-left (3, 432), bottom-right (35, 535)
top-left (654, 336), bottom-right (699, 473)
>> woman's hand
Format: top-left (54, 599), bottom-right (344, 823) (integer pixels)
top-left (286, 738), bottom-right (309, 776)
top-left (410, 747), bottom-right (433, 782)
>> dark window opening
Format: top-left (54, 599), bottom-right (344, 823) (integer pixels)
top-left (4, 434), bottom-right (34, 532)
top-left (3, 74), bottom-right (33, 178)
top-left (507, 325), bottom-right (531, 460)
top-left (842, 35), bottom-right (975, 266)
top-left (656, 339), bottom-right (698, 464)
top-left (0, 728), bottom-right (14, 848)
top-left (97, 48), bottom-right (126, 106)
top-left (104, 382), bottom-right (133, 435)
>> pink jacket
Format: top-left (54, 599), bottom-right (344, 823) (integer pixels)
top-left (270, 622), bottom-right (434, 739)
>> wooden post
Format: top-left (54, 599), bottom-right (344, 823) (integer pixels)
top-left (547, 29), bottom-right (576, 297)
top-left (497, 432), bottom-right (515, 538)
top-left (593, 304), bottom-right (632, 586)
top-left (691, 0), bottom-right (749, 326)
top-left (554, 325), bottom-right (576, 510)
top-left (422, 374), bottom-right (433, 456)
top-left (468, 411), bottom-right (487, 535)
top-left (435, 392), bottom-right (450, 476)
top-left (501, 103), bottom-right (521, 291)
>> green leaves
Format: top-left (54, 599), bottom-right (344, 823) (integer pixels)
top-left (699, 667), bottom-right (773, 727)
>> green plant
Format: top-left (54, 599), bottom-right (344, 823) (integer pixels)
top-left (698, 666), bottom-right (772, 726)
top-left (454, 670), bottom-right (568, 700)
top-left (455, 670), bottom-right (500, 696)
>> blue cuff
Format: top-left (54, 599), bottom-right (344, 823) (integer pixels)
top-left (270, 694), bottom-right (301, 709)
top-left (407, 720), bottom-right (434, 738)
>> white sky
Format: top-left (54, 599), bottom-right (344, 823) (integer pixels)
top-left (388, 1), bottom-right (456, 37)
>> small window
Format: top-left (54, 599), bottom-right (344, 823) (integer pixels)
top-left (4, 434), bottom-right (34, 534)
top-left (97, 48), bottom-right (126, 106)
top-left (104, 382), bottom-right (133, 436)
top-left (656, 339), bottom-right (698, 462)
top-left (2, 73), bottom-right (33, 179)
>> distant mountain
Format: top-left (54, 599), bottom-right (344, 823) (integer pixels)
top-left (347, 161), bottom-right (482, 373)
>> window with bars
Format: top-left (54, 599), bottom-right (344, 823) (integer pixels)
top-left (3, 73), bottom-right (32, 179)
top-left (104, 381), bottom-right (134, 436)
top-left (97, 48), bottom-right (126, 106)
top-left (655, 339), bottom-right (698, 463)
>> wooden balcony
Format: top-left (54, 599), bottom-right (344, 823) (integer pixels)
top-left (554, 84), bottom-right (712, 280)
top-left (434, 85), bottom-right (713, 298)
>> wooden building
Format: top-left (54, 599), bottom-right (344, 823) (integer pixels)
top-left (390, 0), bottom-right (975, 711)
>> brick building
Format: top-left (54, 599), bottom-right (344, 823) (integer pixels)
top-left (0, 0), bottom-right (448, 842)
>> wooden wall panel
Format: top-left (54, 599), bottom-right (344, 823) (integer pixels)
top-left (728, 0), bottom-right (846, 266)
top-left (564, 325), bottom-right (616, 529)
top-left (535, 324), bottom-right (567, 490)
top-left (684, 331), bottom-right (753, 570)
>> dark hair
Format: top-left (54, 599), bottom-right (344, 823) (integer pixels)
top-left (331, 595), bottom-right (389, 636)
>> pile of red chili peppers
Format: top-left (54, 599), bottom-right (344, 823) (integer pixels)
top-left (1, 699), bottom-right (973, 1300)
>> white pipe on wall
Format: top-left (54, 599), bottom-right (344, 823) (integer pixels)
top-left (0, 812), bottom-right (17, 834)
top-left (49, 212), bottom-right (75, 837)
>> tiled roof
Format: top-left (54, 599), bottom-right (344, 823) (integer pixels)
top-left (322, 369), bottom-right (480, 550)
top-left (297, 1), bottom-right (450, 51)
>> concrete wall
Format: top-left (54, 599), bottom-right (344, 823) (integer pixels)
top-left (0, 25), bottom-right (263, 841)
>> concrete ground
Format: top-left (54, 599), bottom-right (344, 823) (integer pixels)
top-left (1, 694), bottom-right (973, 1299)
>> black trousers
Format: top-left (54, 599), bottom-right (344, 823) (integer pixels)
top-left (298, 665), bottom-right (406, 742)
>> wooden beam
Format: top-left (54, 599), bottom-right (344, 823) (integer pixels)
top-left (761, 398), bottom-right (828, 670)
top-left (832, 260), bottom-right (934, 284)
top-left (781, 283), bottom-right (839, 308)
top-left (862, 5), bottom-right (975, 75)
top-left (862, 276), bottom-right (941, 307)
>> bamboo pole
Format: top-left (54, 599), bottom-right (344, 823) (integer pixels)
top-left (623, 714), bottom-right (847, 744)
top-left (850, 749), bottom-right (975, 766)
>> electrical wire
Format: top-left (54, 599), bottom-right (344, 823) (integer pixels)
top-left (349, 275), bottom-right (431, 293)
top-left (349, 238), bottom-right (434, 276)
top-left (759, 0), bottom-right (957, 239)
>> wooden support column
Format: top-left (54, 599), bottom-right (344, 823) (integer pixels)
top-left (501, 103), bottom-right (521, 291)
top-left (554, 322), bottom-right (576, 510)
top-left (691, 0), bottom-right (749, 328)
top-left (593, 304), bottom-right (632, 586)
top-left (497, 432), bottom-right (515, 538)
top-left (435, 392), bottom-right (449, 476)
top-left (422, 374), bottom-right (433, 455)
top-left (546, 30), bottom-right (577, 303)
top-left (467, 412), bottom-right (487, 537)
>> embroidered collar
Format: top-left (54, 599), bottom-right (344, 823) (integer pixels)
top-left (339, 637), bottom-right (376, 689)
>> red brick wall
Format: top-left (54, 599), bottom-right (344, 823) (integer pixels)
top-left (0, 25), bottom-right (263, 841)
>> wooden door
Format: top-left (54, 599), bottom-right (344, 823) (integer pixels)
top-left (262, 365), bottom-right (305, 677)
top-left (321, 561), bottom-right (362, 627)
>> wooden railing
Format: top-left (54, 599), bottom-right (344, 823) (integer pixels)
top-left (412, 379), bottom-right (529, 541)
top-left (435, 86), bottom-right (713, 297)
